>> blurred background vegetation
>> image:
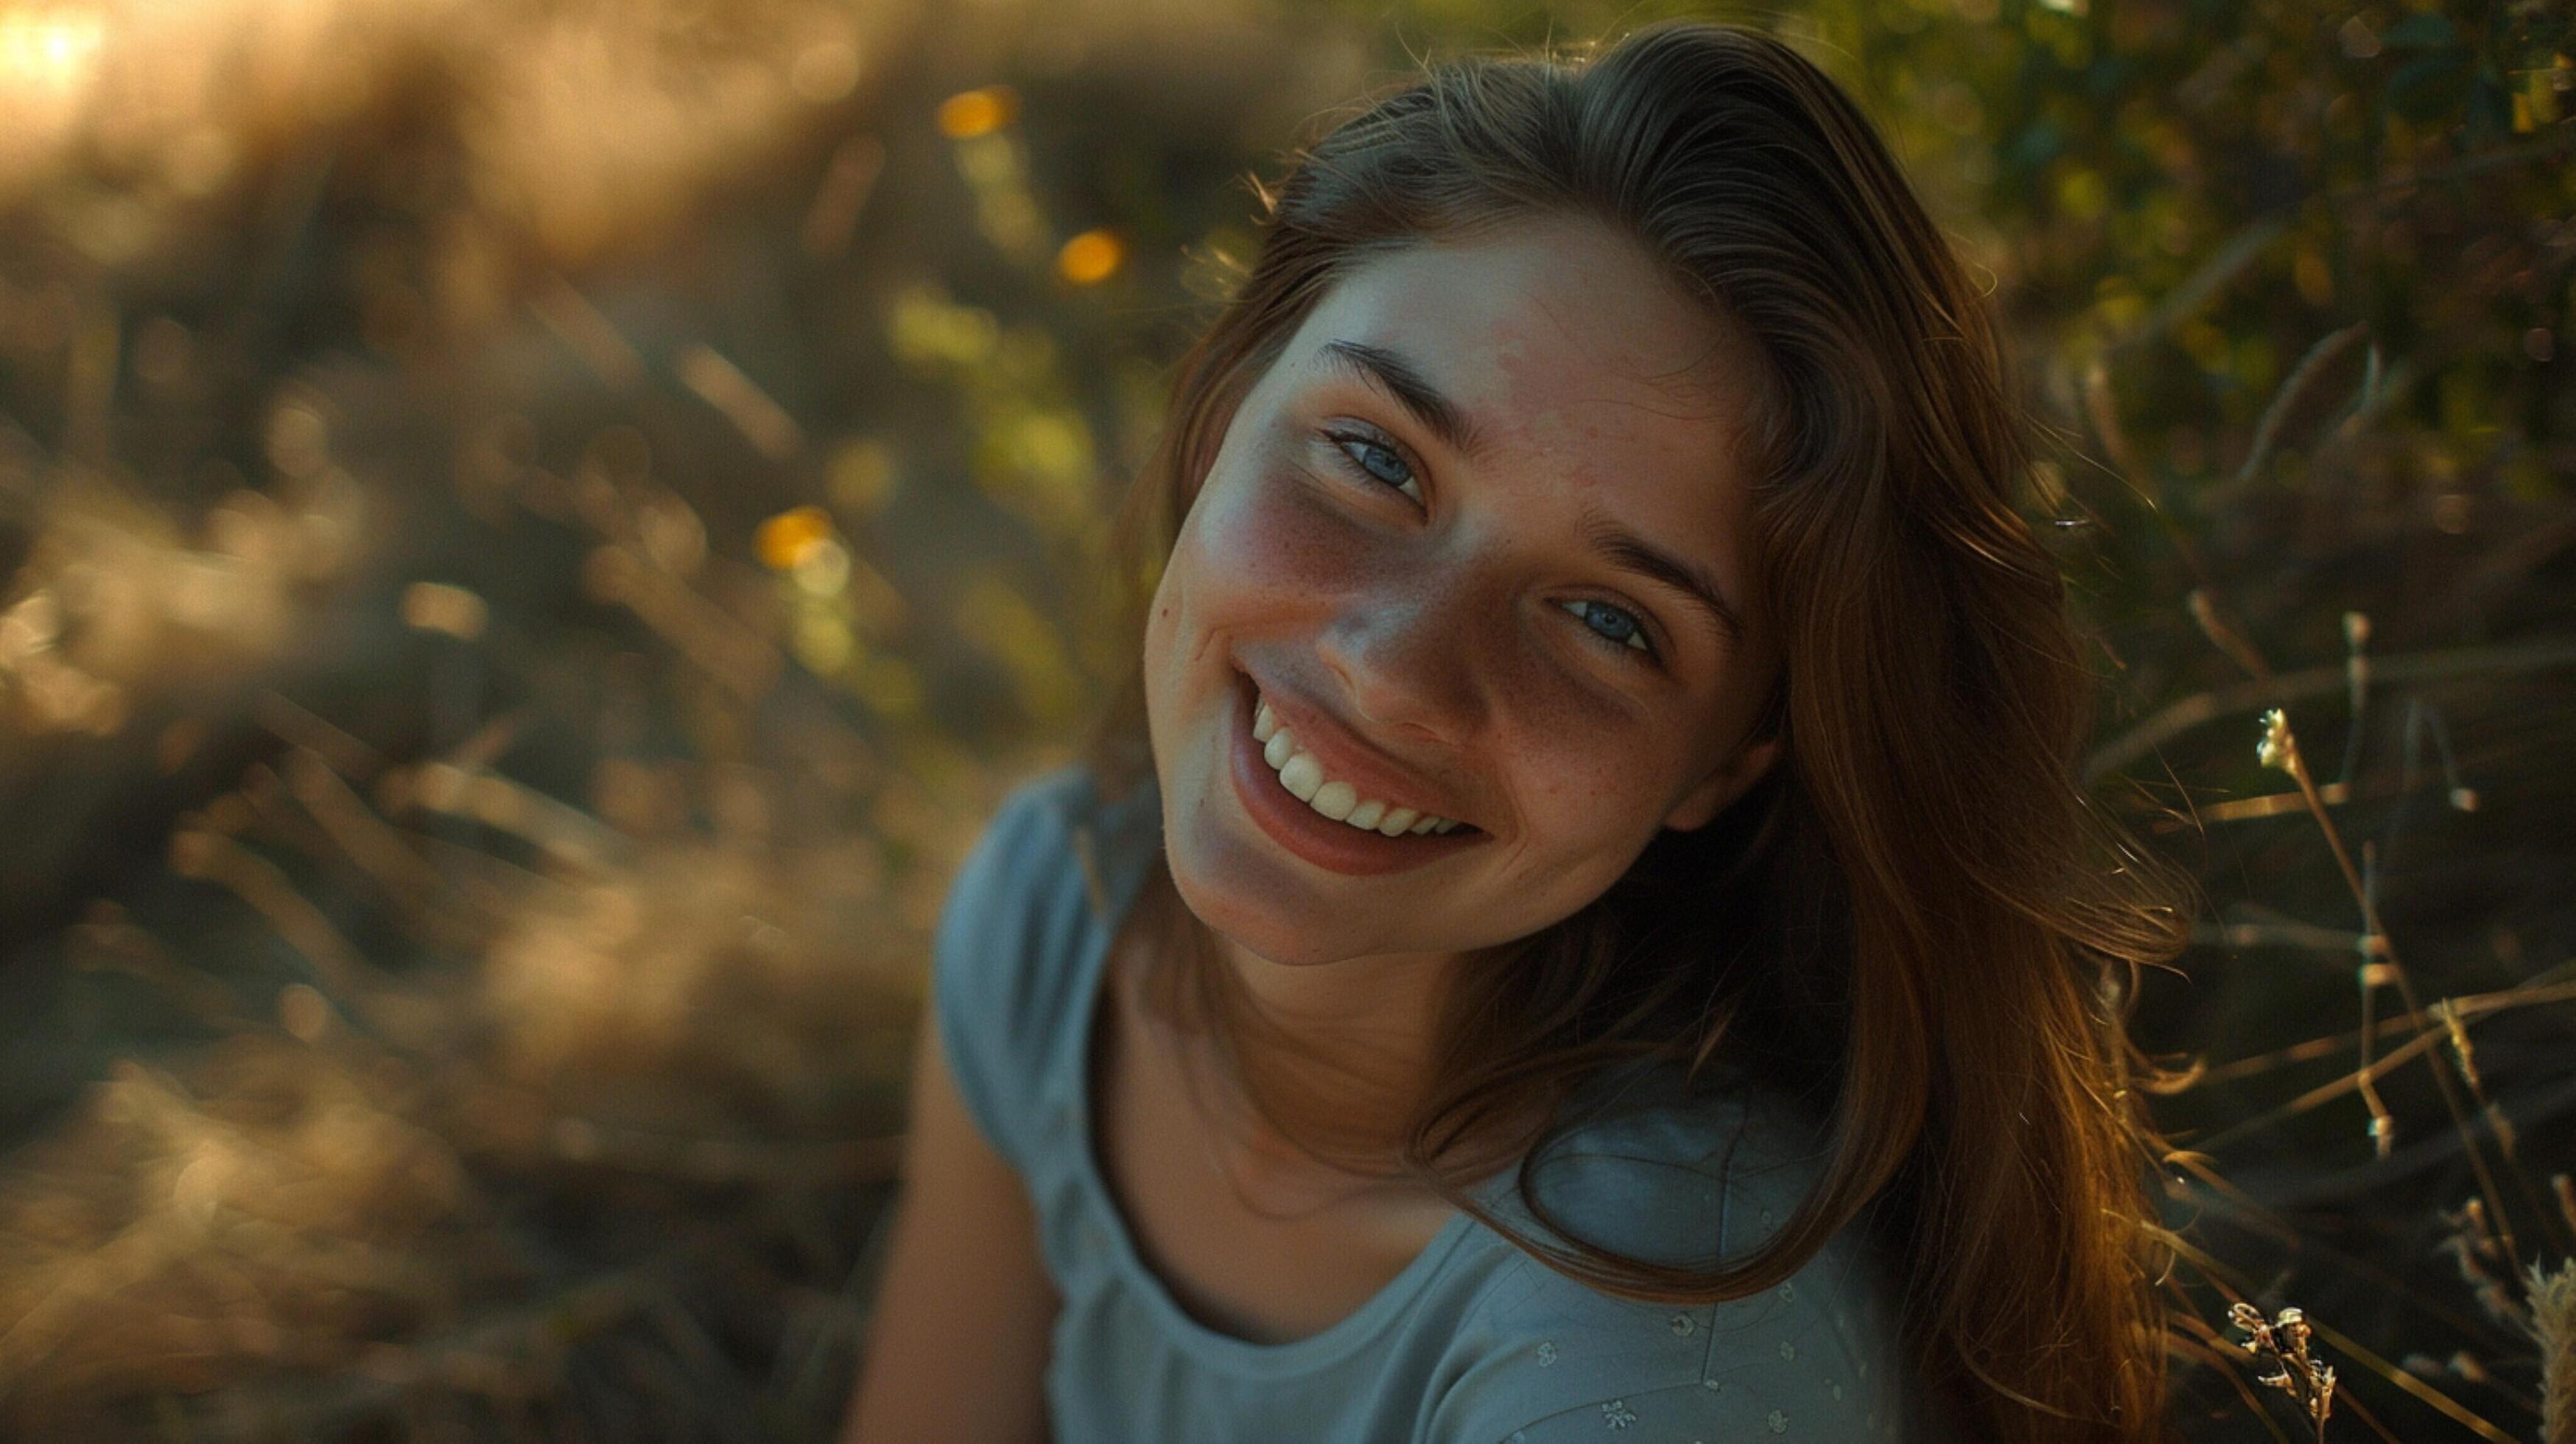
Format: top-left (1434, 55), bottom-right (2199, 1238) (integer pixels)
top-left (0, 0), bottom-right (2568, 1438)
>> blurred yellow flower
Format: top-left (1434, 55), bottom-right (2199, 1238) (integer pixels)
top-left (755, 505), bottom-right (832, 572)
top-left (1056, 228), bottom-right (1126, 286)
top-left (936, 85), bottom-right (1018, 139)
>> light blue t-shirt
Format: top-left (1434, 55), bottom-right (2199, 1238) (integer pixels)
top-left (931, 764), bottom-right (1929, 1443)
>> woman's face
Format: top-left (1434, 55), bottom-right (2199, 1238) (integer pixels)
top-left (1143, 214), bottom-right (1781, 968)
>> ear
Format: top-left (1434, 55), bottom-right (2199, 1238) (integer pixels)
top-left (1662, 735), bottom-right (1782, 833)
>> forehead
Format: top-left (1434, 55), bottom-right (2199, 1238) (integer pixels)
top-left (1284, 214), bottom-right (1763, 480)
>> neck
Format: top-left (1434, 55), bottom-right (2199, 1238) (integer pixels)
top-left (1131, 873), bottom-right (1550, 1196)
top-left (1136, 886), bottom-right (1470, 1182)
top-left (1216, 933), bottom-right (1461, 1122)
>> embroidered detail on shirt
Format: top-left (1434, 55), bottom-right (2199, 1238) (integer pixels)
top-left (1700, 1378), bottom-right (1723, 1392)
top-left (1767, 1409), bottom-right (1789, 1434)
top-left (1668, 1313), bottom-right (1695, 1336)
top-left (1778, 1339), bottom-right (1797, 1361)
top-left (1601, 1399), bottom-right (1637, 1429)
top-left (1777, 1282), bottom-right (1796, 1303)
top-left (1535, 1341), bottom-right (1558, 1367)
top-left (1831, 1382), bottom-right (1845, 1401)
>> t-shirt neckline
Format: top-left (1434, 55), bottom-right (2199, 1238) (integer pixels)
top-left (1056, 771), bottom-right (1504, 1378)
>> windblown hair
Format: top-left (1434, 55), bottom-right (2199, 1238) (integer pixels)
top-left (1078, 20), bottom-right (2195, 1443)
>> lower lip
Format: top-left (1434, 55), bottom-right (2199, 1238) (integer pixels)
top-left (1224, 673), bottom-right (1484, 877)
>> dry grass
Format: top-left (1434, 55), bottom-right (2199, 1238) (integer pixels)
top-left (2530, 1255), bottom-right (2576, 1444)
top-left (0, 693), bottom-right (998, 1436)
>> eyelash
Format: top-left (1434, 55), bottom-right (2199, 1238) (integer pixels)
top-left (1318, 426), bottom-right (1665, 670)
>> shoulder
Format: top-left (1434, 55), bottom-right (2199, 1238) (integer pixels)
top-left (931, 764), bottom-right (1101, 984)
top-left (929, 764), bottom-right (1133, 1170)
top-left (1428, 1070), bottom-right (1912, 1443)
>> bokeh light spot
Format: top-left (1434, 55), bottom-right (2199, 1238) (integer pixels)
top-left (756, 506), bottom-right (833, 572)
top-left (1056, 228), bottom-right (1125, 286)
top-left (936, 85), bottom-right (1018, 139)
top-left (791, 39), bottom-right (861, 103)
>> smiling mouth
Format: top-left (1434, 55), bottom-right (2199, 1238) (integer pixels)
top-left (1232, 667), bottom-right (1482, 838)
top-left (1249, 690), bottom-right (1468, 837)
top-left (1223, 674), bottom-right (1487, 877)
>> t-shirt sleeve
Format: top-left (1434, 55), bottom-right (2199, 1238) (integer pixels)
top-left (928, 768), bottom-right (1091, 1176)
top-left (1429, 1267), bottom-right (1909, 1443)
top-left (1425, 1081), bottom-right (1918, 1443)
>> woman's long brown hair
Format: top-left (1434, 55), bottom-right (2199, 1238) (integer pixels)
top-left (1077, 20), bottom-right (2197, 1442)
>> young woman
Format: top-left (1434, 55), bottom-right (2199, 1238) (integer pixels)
top-left (847, 19), bottom-right (2191, 1444)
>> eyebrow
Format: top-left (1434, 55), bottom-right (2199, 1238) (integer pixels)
top-left (1581, 508), bottom-right (1747, 647)
top-left (1316, 340), bottom-right (1488, 458)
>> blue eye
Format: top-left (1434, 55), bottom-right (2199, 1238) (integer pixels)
top-left (1319, 427), bottom-right (1660, 669)
top-left (1559, 599), bottom-right (1658, 665)
top-left (1324, 430), bottom-right (1425, 506)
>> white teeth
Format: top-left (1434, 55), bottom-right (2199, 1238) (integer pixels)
top-left (1276, 751), bottom-right (1324, 802)
top-left (1250, 688), bottom-right (1461, 837)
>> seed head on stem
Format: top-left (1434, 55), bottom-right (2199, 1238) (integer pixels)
top-left (2229, 1300), bottom-right (2337, 1442)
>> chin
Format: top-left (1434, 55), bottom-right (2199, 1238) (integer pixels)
top-left (1162, 856), bottom-right (1343, 969)
top-left (1142, 684), bottom-right (1308, 968)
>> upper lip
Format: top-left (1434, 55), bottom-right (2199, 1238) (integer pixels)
top-left (1241, 669), bottom-right (1475, 828)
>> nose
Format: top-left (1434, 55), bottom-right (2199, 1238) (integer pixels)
top-left (1311, 569), bottom-right (1492, 743)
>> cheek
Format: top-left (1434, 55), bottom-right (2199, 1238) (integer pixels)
top-left (1190, 448), bottom-right (1373, 611)
top-left (1504, 713), bottom-right (1710, 855)
top-left (1142, 541), bottom-right (1184, 670)
top-left (1144, 460), bottom-right (1340, 693)
top-left (1521, 743), bottom-right (1645, 825)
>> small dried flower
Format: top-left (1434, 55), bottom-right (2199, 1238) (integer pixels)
top-left (2231, 1300), bottom-right (2337, 1442)
top-left (2435, 1000), bottom-right (2480, 1090)
top-left (2256, 708), bottom-right (2296, 773)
